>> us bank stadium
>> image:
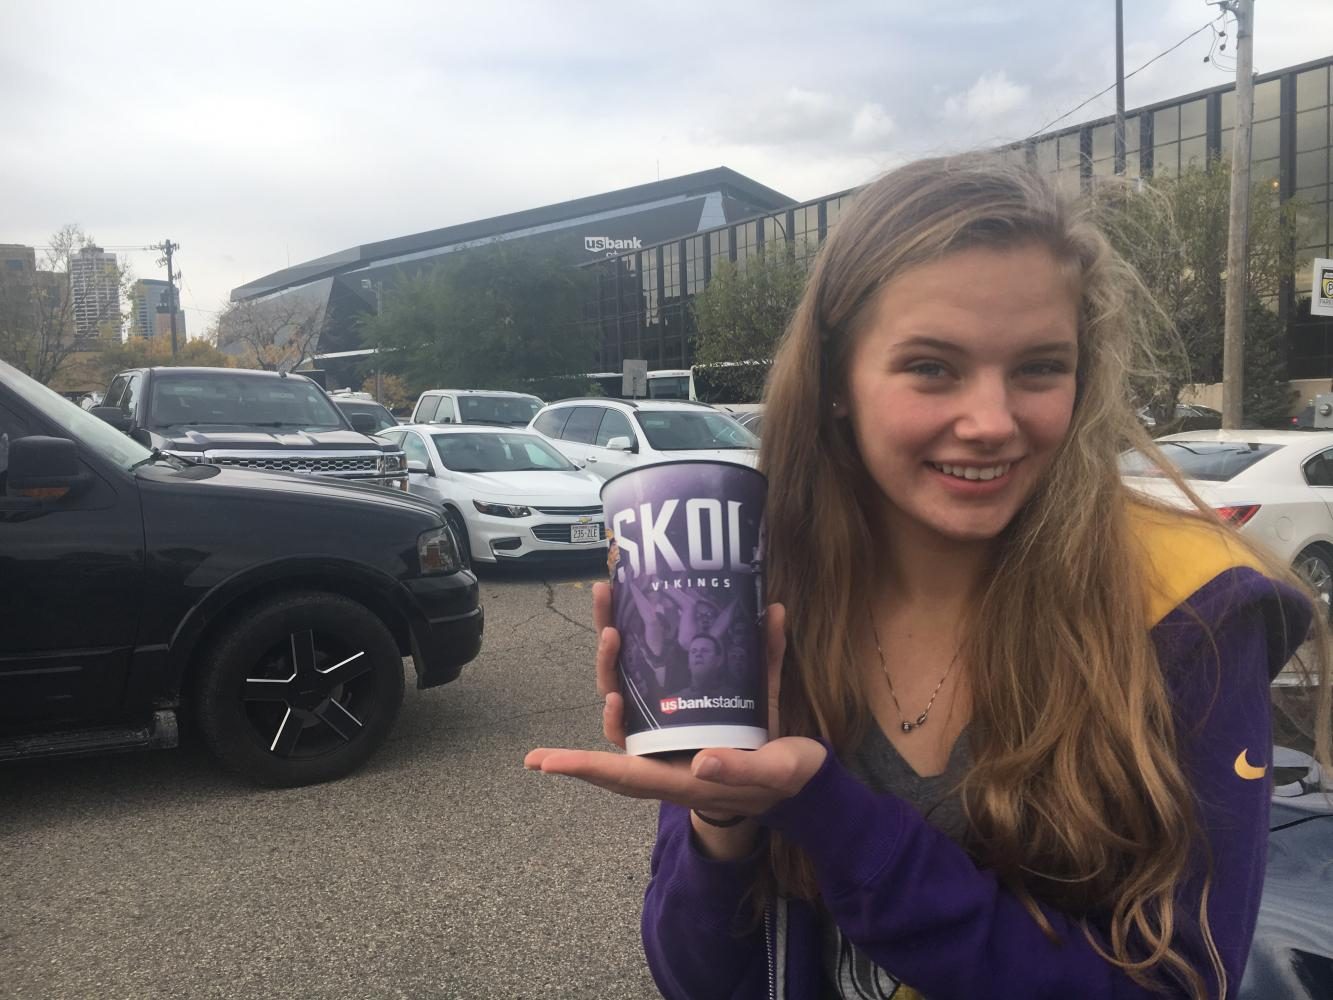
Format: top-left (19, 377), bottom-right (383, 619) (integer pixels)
top-left (231, 54), bottom-right (1333, 389)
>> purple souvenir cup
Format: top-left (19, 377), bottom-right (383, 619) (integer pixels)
top-left (602, 460), bottom-right (768, 757)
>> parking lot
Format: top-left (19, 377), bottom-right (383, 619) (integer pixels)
top-left (0, 561), bottom-right (662, 1000)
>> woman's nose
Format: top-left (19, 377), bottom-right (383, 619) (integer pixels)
top-left (955, 375), bottom-right (1018, 445)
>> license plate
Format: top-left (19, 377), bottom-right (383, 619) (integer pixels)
top-left (571, 524), bottom-right (600, 544)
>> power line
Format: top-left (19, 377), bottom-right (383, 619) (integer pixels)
top-left (1024, 16), bottom-right (1224, 140)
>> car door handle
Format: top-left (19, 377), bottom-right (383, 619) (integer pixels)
top-left (586, 456), bottom-right (598, 463)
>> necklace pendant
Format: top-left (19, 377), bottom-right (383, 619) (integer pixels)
top-left (900, 721), bottom-right (915, 733)
top-left (915, 713), bottom-right (929, 728)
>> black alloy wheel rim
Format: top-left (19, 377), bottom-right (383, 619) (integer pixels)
top-left (241, 629), bottom-right (378, 758)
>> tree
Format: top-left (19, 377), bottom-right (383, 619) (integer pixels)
top-left (0, 225), bottom-right (129, 385)
top-left (1093, 162), bottom-right (1299, 426)
top-left (689, 245), bottom-right (809, 402)
top-left (212, 295), bottom-right (327, 371)
top-left (360, 372), bottom-right (413, 411)
top-left (94, 336), bottom-right (235, 384)
top-left (362, 244), bottom-right (596, 391)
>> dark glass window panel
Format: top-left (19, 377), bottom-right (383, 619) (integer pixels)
top-left (1035, 138), bottom-right (1057, 173)
top-left (1058, 132), bottom-right (1082, 167)
top-left (1092, 123), bottom-right (1114, 161)
top-left (1296, 108), bottom-right (1330, 153)
top-left (1251, 158), bottom-right (1281, 184)
top-left (1297, 67), bottom-right (1330, 112)
top-left (1154, 107), bottom-right (1179, 144)
top-left (1222, 91), bottom-right (1235, 130)
top-left (1153, 144), bottom-right (1178, 178)
top-left (824, 199), bottom-right (839, 231)
top-left (1253, 79), bottom-right (1281, 121)
top-left (1180, 99), bottom-right (1206, 139)
top-left (1297, 148), bottom-right (1329, 190)
top-left (1253, 117), bottom-right (1281, 160)
top-left (1180, 136), bottom-right (1207, 171)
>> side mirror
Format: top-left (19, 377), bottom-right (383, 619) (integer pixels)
top-left (6, 436), bottom-right (88, 500)
top-left (605, 435), bottom-right (636, 453)
top-left (348, 412), bottom-right (378, 434)
top-left (407, 460), bottom-right (429, 474)
top-left (91, 406), bottom-right (131, 433)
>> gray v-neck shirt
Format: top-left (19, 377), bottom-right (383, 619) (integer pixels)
top-left (818, 723), bottom-right (973, 1000)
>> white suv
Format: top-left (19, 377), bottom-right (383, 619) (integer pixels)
top-left (410, 389), bottom-right (544, 428)
top-left (527, 398), bottom-right (758, 481)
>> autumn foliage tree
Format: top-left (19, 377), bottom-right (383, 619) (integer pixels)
top-left (213, 295), bottom-right (328, 371)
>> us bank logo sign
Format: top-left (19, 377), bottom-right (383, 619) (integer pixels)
top-left (1314, 258), bottom-right (1333, 318)
top-left (584, 236), bottom-right (643, 255)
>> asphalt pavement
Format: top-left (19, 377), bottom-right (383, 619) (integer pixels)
top-left (0, 560), bottom-right (664, 1000)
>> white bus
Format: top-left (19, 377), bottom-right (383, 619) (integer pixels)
top-left (583, 369), bottom-right (693, 400)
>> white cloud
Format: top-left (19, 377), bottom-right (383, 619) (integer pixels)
top-left (944, 72), bottom-right (1032, 123)
top-left (708, 87), bottom-right (895, 153)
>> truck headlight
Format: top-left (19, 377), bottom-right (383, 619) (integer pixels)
top-left (380, 452), bottom-right (407, 475)
top-left (473, 500), bottom-right (531, 518)
top-left (417, 525), bottom-right (461, 575)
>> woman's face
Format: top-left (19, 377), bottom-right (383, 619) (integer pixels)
top-left (843, 243), bottom-right (1079, 548)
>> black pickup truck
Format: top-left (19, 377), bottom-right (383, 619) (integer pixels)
top-left (93, 366), bottom-right (408, 488)
top-left (0, 360), bottom-right (483, 786)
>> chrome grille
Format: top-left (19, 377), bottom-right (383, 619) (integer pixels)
top-left (532, 522), bottom-right (605, 543)
top-left (531, 505), bottom-right (603, 516)
top-left (206, 453), bottom-right (379, 476)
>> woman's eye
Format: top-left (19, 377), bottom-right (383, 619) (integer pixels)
top-left (908, 361), bottom-right (949, 379)
top-left (1018, 360), bottom-right (1069, 377)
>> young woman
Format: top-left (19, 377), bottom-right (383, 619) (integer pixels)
top-left (526, 156), bottom-right (1332, 999)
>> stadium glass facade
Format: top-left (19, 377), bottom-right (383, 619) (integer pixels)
top-left (585, 55), bottom-right (1333, 380)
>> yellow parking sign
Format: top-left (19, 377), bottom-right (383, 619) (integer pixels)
top-left (1315, 258), bottom-right (1333, 318)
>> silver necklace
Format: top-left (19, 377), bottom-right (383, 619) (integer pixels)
top-left (871, 621), bottom-right (959, 734)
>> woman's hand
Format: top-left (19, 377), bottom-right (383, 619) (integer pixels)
top-left (524, 583), bottom-right (827, 854)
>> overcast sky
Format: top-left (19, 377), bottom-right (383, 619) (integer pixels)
top-left (2, 0), bottom-right (1328, 334)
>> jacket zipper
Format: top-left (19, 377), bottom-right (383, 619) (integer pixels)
top-left (765, 906), bottom-right (777, 1000)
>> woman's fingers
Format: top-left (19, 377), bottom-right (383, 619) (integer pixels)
top-left (602, 691), bottom-right (627, 749)
top-left (691, 737), bottom-right (827, 799)
top-left (525, 746), bottom-right (778, 814)
top-left (595, 625), bottom-right (621, 699)
top-left (592, 581), bottom-right (613, 632)
top-left (764, 603), bottom-right (787, 734)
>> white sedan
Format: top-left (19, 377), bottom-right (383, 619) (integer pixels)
top-left (1121, 429), bottom-right (1333, 619)
top-left (379, 424), bottom-right (607, 568)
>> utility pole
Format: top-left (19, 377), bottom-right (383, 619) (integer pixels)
top-left (155, 239), bottom-right (181, 358)
top-left (1114, 0), bottom-right (1126, 174)
top-left (362, 278), bottom-right (383, 402)
top-left (1220, 0), bottom-right (1254, 429)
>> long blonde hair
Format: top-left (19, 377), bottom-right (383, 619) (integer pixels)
top-left (759, 154), bottom-right (1332, 998)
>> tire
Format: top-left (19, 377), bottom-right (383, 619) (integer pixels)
top-left (445, 507), bottom-right (472, 570)
top-left (1294, 546), bottom-right (1333, 622)
top-left (193, 590), bottom-right (405, 787)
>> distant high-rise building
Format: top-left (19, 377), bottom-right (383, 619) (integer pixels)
top-left (1, 243), bottom-right (73, 346)
top-left (68, 245), bottom-right (120, 341)
top-left (130, 278), bottom-right (185, 340)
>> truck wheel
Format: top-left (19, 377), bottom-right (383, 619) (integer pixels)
top-left (194, 591), bottom-right (405, 787)
top-left (445, 508), bottom-right (472, 570)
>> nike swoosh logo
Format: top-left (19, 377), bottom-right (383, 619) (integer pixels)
top-left (1234, 749), bottom-right (1267, 780)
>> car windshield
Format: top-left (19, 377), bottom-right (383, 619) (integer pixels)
top-left (2, 361), bottom-right (153, 471)
top-left (149, 373), bottom-right (345, 430)
top-left (1119, 441), bottom-right (1283, 482)
top-left (457, 395), bottom-right (543, 427)
top-left (431, 432), bottom-right (576, 473)
top-left (634, 410), bottom-right (758, 451)
top-left (337, 401), bottom-right (397, 432)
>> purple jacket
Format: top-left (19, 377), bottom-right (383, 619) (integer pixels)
top-left (640, 512), bottom-right (1312, 999)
